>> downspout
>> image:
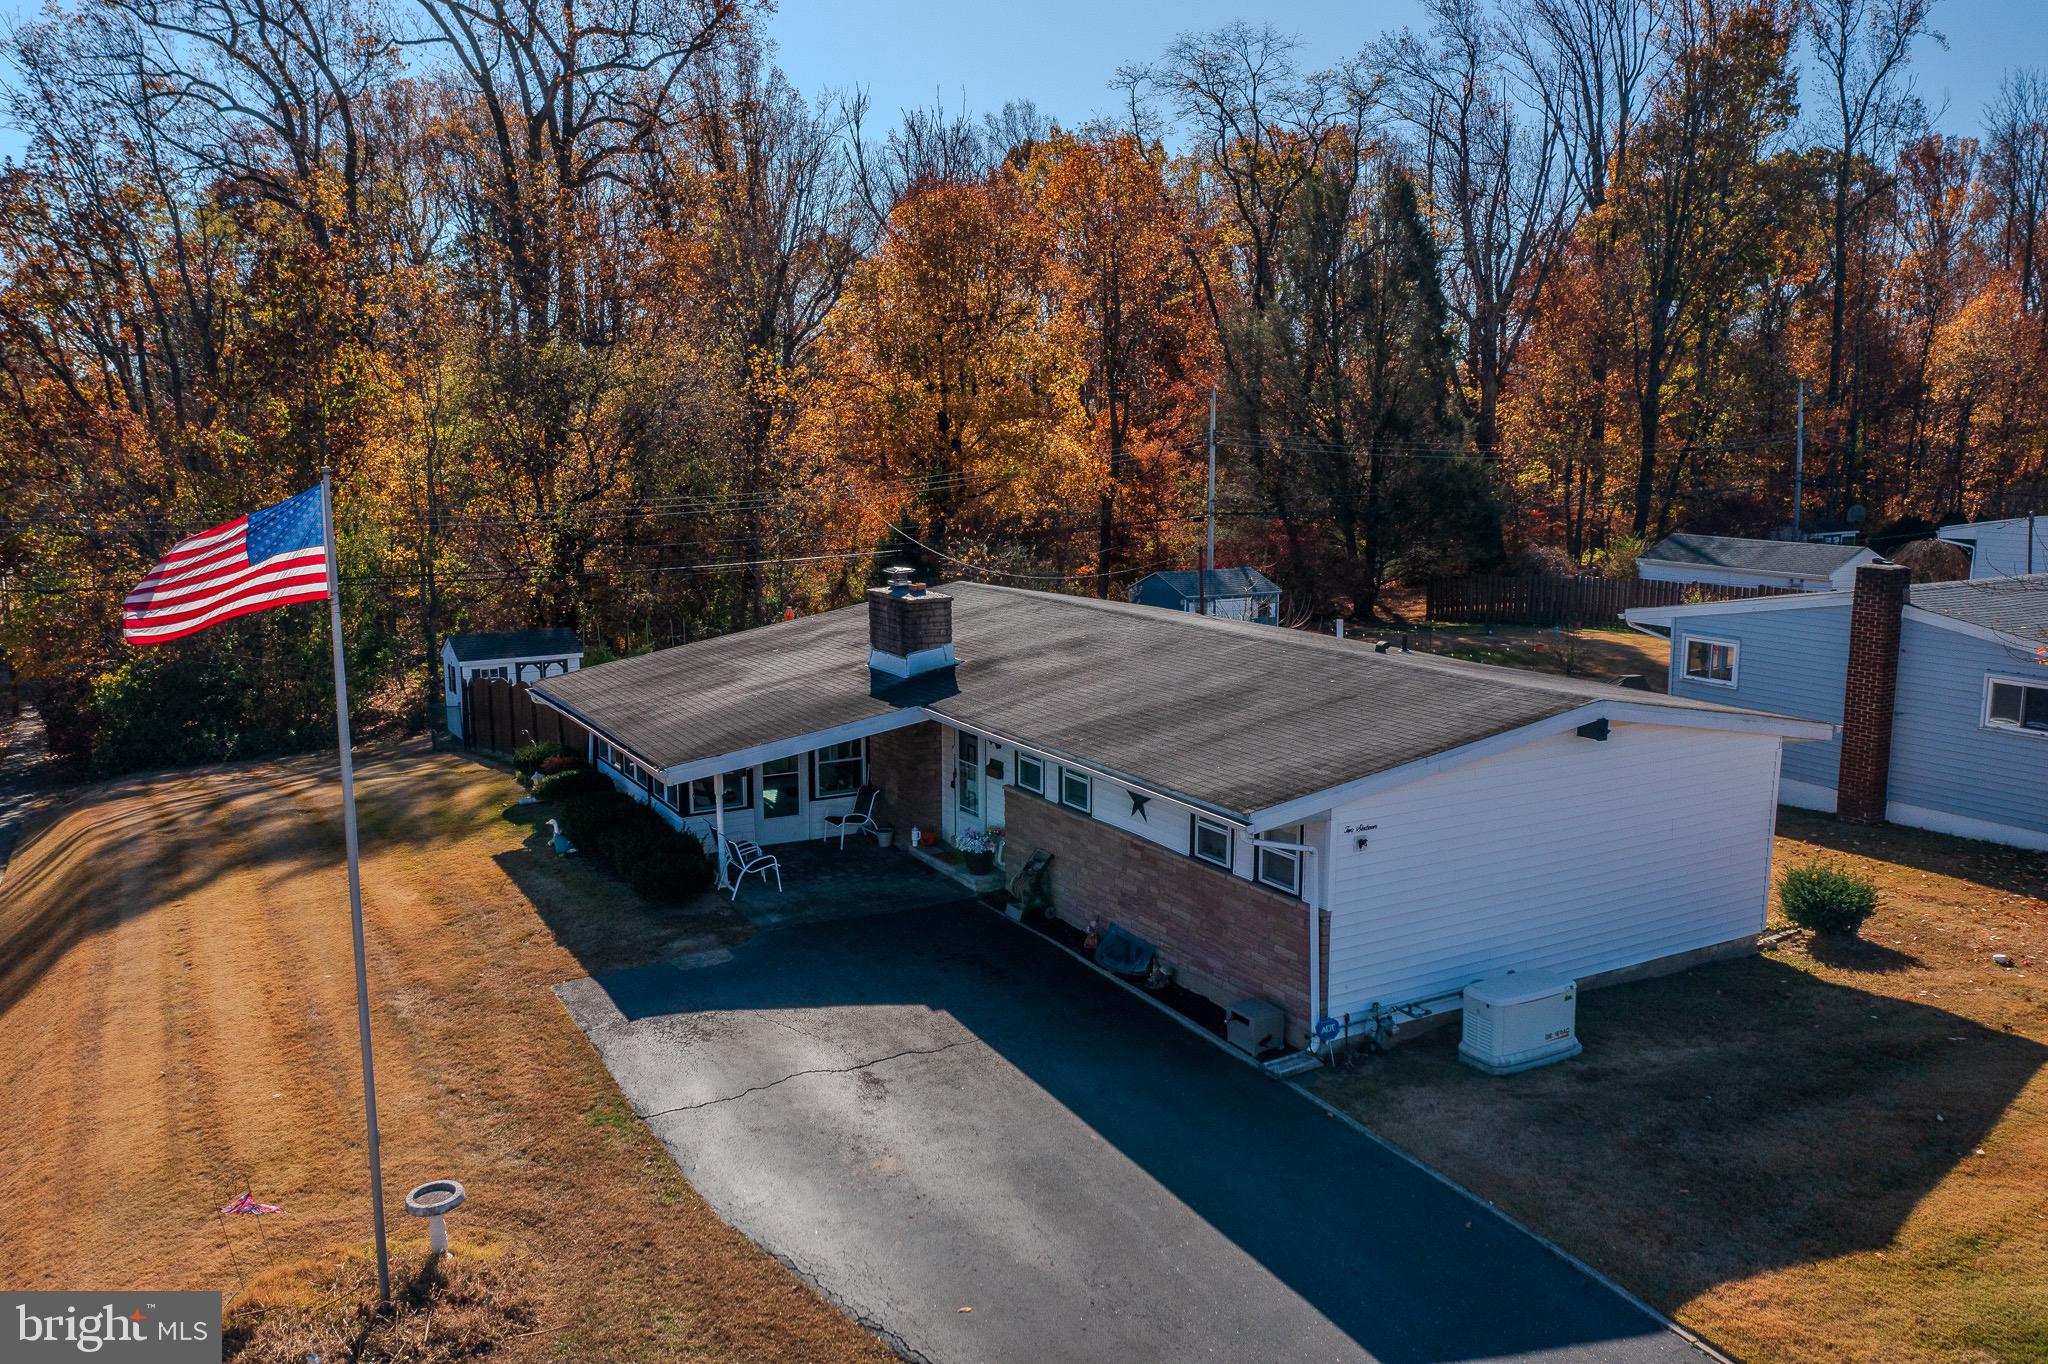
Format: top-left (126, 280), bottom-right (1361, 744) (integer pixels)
top-left (1251, 835), bottom-right (1323, 1053)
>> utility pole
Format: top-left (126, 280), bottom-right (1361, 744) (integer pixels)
top-left (1793, 380), bottom-right (1805, 538)
top-left (1202, 386), bottom-right (1216, 617)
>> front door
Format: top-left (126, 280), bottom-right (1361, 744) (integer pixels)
top-left (955, 731), bottom-right (983, 836)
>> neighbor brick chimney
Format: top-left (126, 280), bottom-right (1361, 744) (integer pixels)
top-left (867, 567), bottom-right (954, 677)
top-left (1836, 562), bottom-right (1911, 824)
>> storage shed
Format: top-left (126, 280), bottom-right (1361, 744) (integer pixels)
top-left (1130, 568), bottom-right (1282, 623)
top-left (442, 628), bottom-right (582, 740)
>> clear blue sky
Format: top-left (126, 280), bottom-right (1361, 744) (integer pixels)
top-left (0, 0), bottom-right (2037, 160)
top-left (762, 0), bottom-right (2040, 140)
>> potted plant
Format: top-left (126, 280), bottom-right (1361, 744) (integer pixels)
top-left (957, 827), bottom-right (1002, 876)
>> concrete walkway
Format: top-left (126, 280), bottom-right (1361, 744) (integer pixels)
top-left (558, 900), bottom-right (1704, 1364)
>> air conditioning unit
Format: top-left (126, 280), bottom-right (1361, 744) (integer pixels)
top-left (1458, 971), bottom-right (1581, 1075)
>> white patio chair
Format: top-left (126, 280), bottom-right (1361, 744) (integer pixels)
top-left (823, 784), bottom-right (882, 849)
top-left (724, 838), bottom-right (783, 901)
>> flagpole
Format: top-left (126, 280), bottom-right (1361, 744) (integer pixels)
top-left (321, 467), bottom-right (392, 1305)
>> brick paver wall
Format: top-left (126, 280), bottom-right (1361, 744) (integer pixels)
top-left (1005, 788), bottom-right (1329, 1046)
top-left (869, 722), bottom-right (943, 839)
top-left (1838, 563), bottom-right (1910, 823)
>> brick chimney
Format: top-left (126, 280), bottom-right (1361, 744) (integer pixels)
top-left (1836, 562), bottom-right (1911, 824)
top-left (867, 567), bottom-right (954, 678)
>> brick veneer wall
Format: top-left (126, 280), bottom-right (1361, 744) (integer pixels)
top-left (1005, 789), bottom-right (1330, 1047)
top-left (868, 721), bottom-right (943, 837)
top-left (1837, 563), bottom-right (1910, 823)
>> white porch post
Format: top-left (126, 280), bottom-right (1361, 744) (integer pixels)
top-left (713, 778), bottom-right (730, 891)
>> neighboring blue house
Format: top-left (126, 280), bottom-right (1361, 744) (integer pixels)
top-left (1936, 516), bottom-right (2048, 579)
top-left (1626, 567), bottom-right (2048, 851)
top-left (1130, 567), bottom-right (1282, 623)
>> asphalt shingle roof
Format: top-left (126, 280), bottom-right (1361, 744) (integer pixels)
top-left (447, 628), bottom-right (582, 663)
top-left (1909, 574), bottom-right (2048, 646)
top-left (536, 584), bottom-right (1797, 819)
top-left (1641, 532), bottom-right (1870, 577)
top-left (1135, 567), bottom-right (1281, 600)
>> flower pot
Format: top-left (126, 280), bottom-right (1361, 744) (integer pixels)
top-left (963, 849), bottom-right (995, 876)
top-left (875, 827), bottom-right (895, 849)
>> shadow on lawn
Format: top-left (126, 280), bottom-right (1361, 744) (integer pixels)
top-left (1777, 806), bottom-right (2048, 897)
top-left (1319, 949), bottom-right (2046, 1317)
top-left (0, 743), bottom-right (525, 1019)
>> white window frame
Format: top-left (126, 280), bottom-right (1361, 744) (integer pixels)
top-left (687, 771), bottom-right (753, 814)
top-left (811, 738), bottom-right (867, 800)
top-left (1983, 674), bottom-right (2048, 738)
top-left (1191, 814), bottom-right (1233, 869)
top-left (1681, 635), bottom-right (1739, 688)
top-left (1015, 752), bottom-right (1045, 795)
top-left (1255, 828), bottom-right (1303, 897)
top-left (1059, 766), bottom-right (1092, 814)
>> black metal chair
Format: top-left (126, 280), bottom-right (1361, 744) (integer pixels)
top-left (823, 784), bottom-right (882, 849)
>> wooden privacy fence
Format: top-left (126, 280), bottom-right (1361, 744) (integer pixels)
top-left (1424, 574), bottom-right (1793, 627)
top-left (463, 676), bottom-right (589, 758)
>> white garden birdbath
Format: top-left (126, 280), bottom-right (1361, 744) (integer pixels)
top-left (405, 1178), bottom-right (466, 1254)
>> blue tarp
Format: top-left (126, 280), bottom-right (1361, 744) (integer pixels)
top-left (1093, 924), bottom-right (1154, 977)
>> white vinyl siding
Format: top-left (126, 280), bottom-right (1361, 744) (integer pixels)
top-left (1322, 721), bottom-right (1781, 1019)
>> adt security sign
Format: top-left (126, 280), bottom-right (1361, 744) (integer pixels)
top-left (4, 1292), bottom-right (221, 1362)
top-left (1314, 1017), bottom-right (1342, 1043)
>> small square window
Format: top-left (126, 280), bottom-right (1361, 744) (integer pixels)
top-left (1683, 637), bottom-right (1738, 686)
top-left (1015, 753), bottom-right (1045, 795)
top-left (1256, 829), bottom-right (1303, 896)
top-left (1192, 815), bottom-right (1232, 869)
top-left (1059, 767), bottom-right (1092, 813)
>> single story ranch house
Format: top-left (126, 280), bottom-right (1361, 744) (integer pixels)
top-left (1637, 532), bottom-right (1881, 593)
top-left (532, 573), bottom-right (1828, 1049)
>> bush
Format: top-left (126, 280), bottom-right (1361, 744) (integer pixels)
top-left (532, 766), bottom-right (612, 802)
top-left (548, 785), bottom-right (714, 902)
top-left (1778, 863), bottom-right (1879, 935)
top-left (538, 753), bottom-right (587, 777)
top-left (513, 741), bottom-right (566, 777)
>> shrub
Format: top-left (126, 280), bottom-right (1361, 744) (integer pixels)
top-left (1778, 863), bottom-right (1879, 935)
top-left (538, 753), bottom-right (587, 777)
top-left (513, 741), bottom-right (566, 777)
top-left (550, 786), bottom-right (714, 902)
top-left (532, 766), bottom-right (612, 802)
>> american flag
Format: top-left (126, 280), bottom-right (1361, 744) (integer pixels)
top-left (123, 486), bottom-right (330, 646)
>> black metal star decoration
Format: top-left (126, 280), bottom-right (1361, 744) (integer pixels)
top-left (1128, 790), bottom-right (1150, 820)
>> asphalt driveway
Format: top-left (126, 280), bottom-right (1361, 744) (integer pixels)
top-left (556, 900), bottom-right (1704, 1364)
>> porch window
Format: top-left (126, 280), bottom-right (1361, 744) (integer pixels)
top-left (1015, 752), bottom-right (1045, 795)
top-left (760, 757), bottom-right (800, 820)
top-left (1059, 767), bottom-right (1092, 814)
top-left (1191, 814), bottom-right (1233, 869)
top-left (1682, 636), bottom-right (1738, 686)
top-left (1256, 828), bottom-right (1303, 896)
top-left (1986, 676), bottom-right (2048, 735)
top-left (687, 771), bottom-right (752, 814)
top-left (811, 738), bottom-right (866, 799)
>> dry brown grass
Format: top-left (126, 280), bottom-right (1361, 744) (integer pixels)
top-left (0, 742), bottom-right (890, 1363)
top-left (1315, 811), bottom-right (2048, 1364)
